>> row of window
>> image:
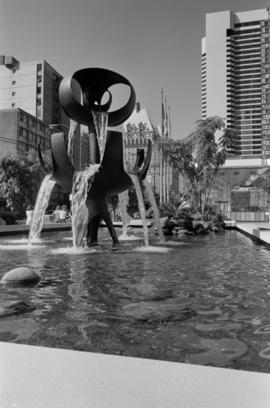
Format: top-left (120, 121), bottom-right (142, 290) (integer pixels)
top-left (234, 54), bottom-right (261, 61)
top-left (232, 85), bottom-right (261, 91)
top-left (231, 72), bottom-right (261, 78)
top-left (228, 80), bottom-right (261, 86)
top-left (233, 38), bottom-right (261, 45)
top-left (229, 110), bottom-right (261, 115)
top-left (233, 114), bottom-right (261, 119)
top-left (19, 113), bottom-right (45, 131)
top-left (234, 28), bottom-right (261, 35)
top-left (18, 127), bottom-right (50, 144)
top-left (233, 62), bottom-right (261, 68)
top-left (232, 123), bottom-right (261, 128)
top-left (235, 105), bottom-right (261, 110)
top-left (235, 21), bottom-right (262, 28)
top-left (234, 120), bottom-right (261, 124)
top-left (228, 70), bottom-right (261, 76)
top-left (232, 88), bottom-right (261, 94)
top-left (233, 43), bottom-right (261, 50)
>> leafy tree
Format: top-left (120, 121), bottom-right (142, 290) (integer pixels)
top-left (0, 151), bottom-right (44, 218)
top-left (162, 117), bottom-right (235, 219)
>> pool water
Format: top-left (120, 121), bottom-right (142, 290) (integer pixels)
top-left (1, 229), bottom-right (270, 373)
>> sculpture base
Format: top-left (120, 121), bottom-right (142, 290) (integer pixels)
top-left (86, 197), bottom-right (119, 246)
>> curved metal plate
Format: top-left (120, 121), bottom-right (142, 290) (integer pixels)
top-left (59, 68), bottom-right (136, 128)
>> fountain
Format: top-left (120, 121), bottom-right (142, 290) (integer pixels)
top-left (3, 68), bottom-right (270, 376)
top-left (143, 179), bottom-right (164, 242)
top-left (118, 190), bottom-right (131, 239)
top-left (91, 110), bottom-right (108, 161)
top-left (71, 164), bottom-right (100, 248)
top-left (38, 68), bottom-right (152, 247)
top-left (28, 174), bottom-right (56, 242)
top-left (130, 174), bottom-right (149, 246)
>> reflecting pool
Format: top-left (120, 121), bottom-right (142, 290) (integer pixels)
top-left (1, 229), bottom-right (270, 373)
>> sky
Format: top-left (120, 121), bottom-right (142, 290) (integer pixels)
top-left (0, 0), bottom-right (269, 139)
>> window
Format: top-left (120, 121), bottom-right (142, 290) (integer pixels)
top-left (11, 103), bottom-right (16, 108)
top-left (37, 87), bottom-right (42, 94)
top-left (12, 80), bottom-right (16, 85)
top-left (12, 91), bottom-right (16, 96)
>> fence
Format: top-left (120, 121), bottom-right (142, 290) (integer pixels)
top-left (224, 211), bottom-right (269, 222)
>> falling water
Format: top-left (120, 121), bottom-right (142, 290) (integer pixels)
top-left (118, 190), bottom-right (131, 238)
top-left (143, 179), bottom-right (164, 242)
top-left (28, 174), bottom-right (56, 242)
top-left (71, 164), bottom-right (100, 248)
top-left (130, 174), bottom-right (149, 246)
top-left (92, 111), bottom-right (108, 161)
top-left (67, 119), bottom-right (78, 163)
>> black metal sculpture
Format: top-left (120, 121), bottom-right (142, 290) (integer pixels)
top-left (39, 68), bottom-right (152, 246)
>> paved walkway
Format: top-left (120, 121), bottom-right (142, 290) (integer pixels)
top-left (1, 342), bottom-right (270, 408)
top-left (237, 222), bottom-right (270, 245)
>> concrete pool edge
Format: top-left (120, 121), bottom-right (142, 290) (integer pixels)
top-left (0, 221), bottom-right (151, 237)
top-left (0, 222), bottom-right (71, 236)
top-left (0, 341), bottom-right (270, 408)
top-left (236, 222), bottom-right (270, 246)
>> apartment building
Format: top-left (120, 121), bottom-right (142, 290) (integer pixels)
top-left (0, 108), bottom-right (51, 157)
top-left (202, 8), bottom-right (270, 157)
top-left (0, 55), bottom-right (68, 126)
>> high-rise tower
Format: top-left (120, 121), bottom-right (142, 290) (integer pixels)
top-left (202, 8), bottom-right (270, 158)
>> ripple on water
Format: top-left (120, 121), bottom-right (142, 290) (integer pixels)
top-left (50, 246), bottom-right (97, 255)
top-left (133, 245), bottom-right (171, 253)
top-left (2, 237), bottom-right (54, 245)
top-left (0, 301), bottom-right (35, 318)
top-left (259, 343), bottom-right (270, 360)
top-left (186, 338), bottom-right (248, 367)
top-left (254, 324), bottom-right (270, 334)
top-left (0, 244), bottom-right (46, 250)
top-left (162, 241), bottom-right (187, 246)
top-left (119, 234), bottom-right (142, 241)
top-left (0, 318), bottom-right (40, 342)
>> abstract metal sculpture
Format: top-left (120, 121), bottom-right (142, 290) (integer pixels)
top-left (39, 68), bottom-right (152, 246)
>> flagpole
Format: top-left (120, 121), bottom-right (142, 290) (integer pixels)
top-left (160, 89), bottom-right (164, 203)
top-left (168, 104), bottom-right (172, 198)
top-left (165, 97), bottom-right (168, 201)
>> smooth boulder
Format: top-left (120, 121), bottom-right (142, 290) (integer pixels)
top-left (1, 267), bottom-right (40, 284)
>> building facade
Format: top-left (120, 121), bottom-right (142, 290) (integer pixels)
top-left (0, 108), bottom-right (51, 157)
top-left (202, 8), bottom-right (270, 157)
top-left (123, 102), bottom-right (179, 201)
top-left (0, 57), bottom-right (71, 209)
top-left (0, 55), bottom-right (68, 127)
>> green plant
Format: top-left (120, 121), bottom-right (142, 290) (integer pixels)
top-left (162, 117), bottom-right (235, 220)
top-left (0, 151), bottom-right (44, 218)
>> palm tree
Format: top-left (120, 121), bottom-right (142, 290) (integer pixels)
top-left (162, 117), bottom-right (235, 219)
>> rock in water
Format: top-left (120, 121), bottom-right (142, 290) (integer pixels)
top-left (1, 267), bottom-right (40, 284)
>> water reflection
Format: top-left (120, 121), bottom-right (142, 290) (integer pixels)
top-left (0, 230), bottom-right (270, 371)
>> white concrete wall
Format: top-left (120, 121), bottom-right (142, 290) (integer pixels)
top-left (0, 61), bottom-right (37, 117)
top-left (0, 66), bottom-right (13, 109)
